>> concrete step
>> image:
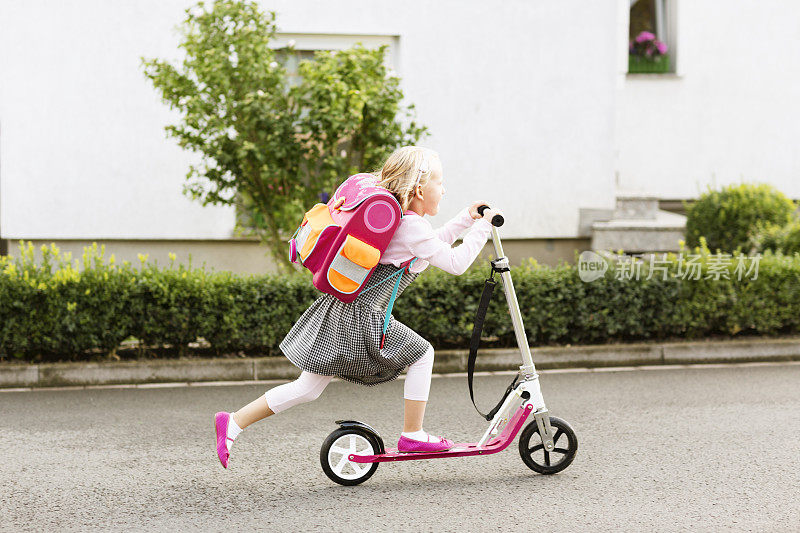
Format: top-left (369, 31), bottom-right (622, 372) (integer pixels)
top-left (591, 194), bottom-right (687, 253)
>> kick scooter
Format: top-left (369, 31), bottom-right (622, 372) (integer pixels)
top-left (320, 207), bottom-right (578, 485)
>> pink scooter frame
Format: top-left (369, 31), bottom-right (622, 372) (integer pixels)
top-left (349, 403), bottom-right (534, 464)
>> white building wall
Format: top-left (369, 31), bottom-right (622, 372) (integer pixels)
top-left (0, 1), bottom-right (236, 240)
top-left (1, 0), bottom-right (619, 241)
top-left (617, 0), bottom-right (800, 199)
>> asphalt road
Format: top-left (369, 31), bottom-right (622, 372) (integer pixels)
top-left (2, 363), bottom-right (799, 532)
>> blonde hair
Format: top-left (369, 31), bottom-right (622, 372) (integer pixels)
top-left (376, 146), bottom-right (439, 211)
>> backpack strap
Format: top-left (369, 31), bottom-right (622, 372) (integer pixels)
top-left (377, 258), bottom-right (417, 349)
top-left (360, 268), bottom-right (404, 294)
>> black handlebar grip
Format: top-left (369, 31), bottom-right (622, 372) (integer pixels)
top-left (477, 204), bottom-right (504, 227)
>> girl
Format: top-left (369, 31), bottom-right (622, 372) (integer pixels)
top-left (215, 146), bottom-right (497, 468)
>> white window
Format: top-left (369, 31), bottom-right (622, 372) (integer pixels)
top-left (271, 33), bottom-right (399, 85)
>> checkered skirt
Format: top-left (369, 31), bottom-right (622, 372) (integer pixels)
top-left (279, 263), bottom-right (432, 386)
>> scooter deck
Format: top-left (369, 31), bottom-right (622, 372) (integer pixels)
top-left (349, 404), bottom-right (533, 463)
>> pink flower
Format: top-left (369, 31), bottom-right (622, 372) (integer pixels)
top-left (655, 40), bottom-right (668, 54)
top-left (635, 31), bottom-right (655, 43)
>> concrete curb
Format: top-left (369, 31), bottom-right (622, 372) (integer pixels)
top-left (2, 336), bottom-right (800, 389)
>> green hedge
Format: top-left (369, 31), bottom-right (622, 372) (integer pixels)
top-left (2, 241), bottom-right (800, 363)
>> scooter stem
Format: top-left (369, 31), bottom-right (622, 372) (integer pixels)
top-left (490, 226), bottom-right (537, 378)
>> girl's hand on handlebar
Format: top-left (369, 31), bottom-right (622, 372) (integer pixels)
top-left (468, 201), bottom-right (491, 220)
top-left (474, 203), bottom-right (505, 227)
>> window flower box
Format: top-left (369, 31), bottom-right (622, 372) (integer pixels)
top-left (628, 53), bottom-right (671, 74)
top-left (628, 30), bottom-right (671, 74)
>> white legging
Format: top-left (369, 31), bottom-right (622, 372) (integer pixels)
top-left (264, 346), bottom-right (435, 413)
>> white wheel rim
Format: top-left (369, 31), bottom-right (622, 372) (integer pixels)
top-left (328, 433), bottom-right (375, 480)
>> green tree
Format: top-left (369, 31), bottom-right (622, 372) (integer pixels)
top-left (141, 0), bottom-right (427, 270)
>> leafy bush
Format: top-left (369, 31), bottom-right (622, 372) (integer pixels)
top-left (684, 183), bottom-right (797, 252)
top-left (750, 219), bottom-right (800, 255)
top-left (2, 240), bottom-right (800, 363)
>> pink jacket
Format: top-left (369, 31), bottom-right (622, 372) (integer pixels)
top-left (380, 208), bottom-right (493, 274)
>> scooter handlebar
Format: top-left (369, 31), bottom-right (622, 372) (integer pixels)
top-left (477, 205), bottom-right (504, 227)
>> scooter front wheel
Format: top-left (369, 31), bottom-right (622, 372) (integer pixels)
top-left (518, 416), bottom-right (578, 474)
top-left (320, 428), bottom-right (379, 486)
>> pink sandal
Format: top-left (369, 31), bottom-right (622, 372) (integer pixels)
top-left (397, 434), bottom-right (454, 453)
top-left (214, 412), bottom-right (234, 468)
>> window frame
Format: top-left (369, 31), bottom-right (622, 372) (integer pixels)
top-left (271, 33), bottom-right (400, 72)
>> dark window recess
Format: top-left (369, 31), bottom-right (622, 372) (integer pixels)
top-left (630, 0), bottom-right (657, 40)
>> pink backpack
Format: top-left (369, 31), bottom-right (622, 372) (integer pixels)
top-left (289, 173), bottom-right (411, 303)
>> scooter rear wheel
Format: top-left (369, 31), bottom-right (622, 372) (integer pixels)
top-left (518, 416), bottom-right (577, 474)
top-left (320, 427), bottom-right (379, 486)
